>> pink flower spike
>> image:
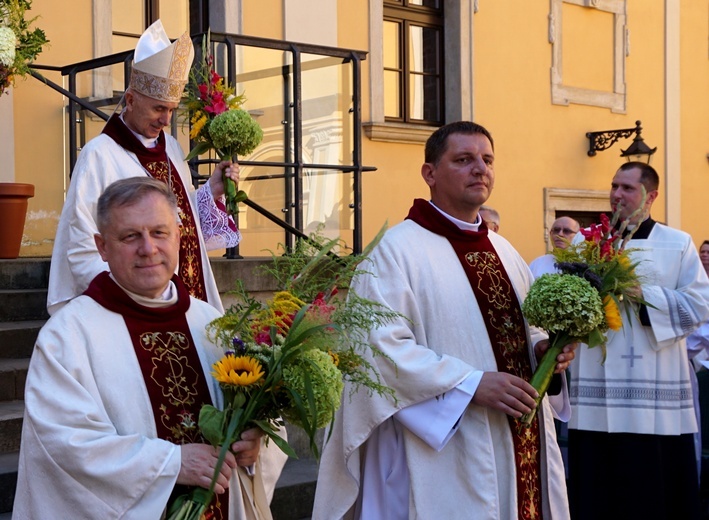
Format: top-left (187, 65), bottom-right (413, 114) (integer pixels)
top-left (211, 100), bottom-right (227, 115)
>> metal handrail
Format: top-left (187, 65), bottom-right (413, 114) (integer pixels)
top-left (28, 32), bottom-right (374, 254)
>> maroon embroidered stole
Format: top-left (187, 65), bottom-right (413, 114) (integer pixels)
top-left (406, 199), bottom-right (543, 520)
top-left (84, 272), bottom-right (226, 518)
top-left (102, 114), bottom-right (208, 302)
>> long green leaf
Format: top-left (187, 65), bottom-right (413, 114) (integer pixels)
top-left (208, 408), bottom-right (244, 496)
top-left (184, 141), bottom-right (212, 161)
top-left (252, 419), bottom-right (299, 458)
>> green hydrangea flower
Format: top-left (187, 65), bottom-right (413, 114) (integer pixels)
top-left (282, 349), bottom-right (343, 429)
top-left (208, 108), bottom-right (263, 157)
top-left (522, 273), bottom-right (604, 338)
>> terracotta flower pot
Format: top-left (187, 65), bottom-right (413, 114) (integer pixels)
top-left (0, 183), bottom-right (35, 259)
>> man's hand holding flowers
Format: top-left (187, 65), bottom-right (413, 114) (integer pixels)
top-left (176, 426), bottom-right (263, 494)
top-left (207, 160), bottom-right (240, 199)
top-left (472, 372), bottom-right (540, 419)
top-left (533, 338), bottom-right (578, 374)
top-left (178, 443), bottom-right (237, 494)
top-left (472, 341), bottom-right (577, 420)
top-left (624, 282), bottom-right (643, 301)
top-left (231, 427), bottom-right (263, 467)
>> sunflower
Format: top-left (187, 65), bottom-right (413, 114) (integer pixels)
top-left (212, 355), bottom-right (264, 387)
top-left (603, 295), bottom-right (622, 331)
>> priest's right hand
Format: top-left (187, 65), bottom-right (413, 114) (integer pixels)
top-left (177, 443), bottom-right (238, 493)
top-left (471, 372), bottom-right (538, 419)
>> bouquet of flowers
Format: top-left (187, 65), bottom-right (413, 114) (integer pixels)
top-left (182, 35), bottom-right (262, 215)
top-left (519, 206), bottom-right (649, 426)
top-left (167, 226), bottom-right (402, 519)
top-left (0, 0), bottom-right (48, 96)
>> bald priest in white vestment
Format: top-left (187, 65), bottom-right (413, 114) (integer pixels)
top-left (313, 122), bottom-right (576, 520)
top-left (14, 178), bottom-right (286, 520)
top-left (48, 19), bottom-right (241, 316)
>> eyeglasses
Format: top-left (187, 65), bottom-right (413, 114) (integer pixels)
top-left (551, 227), bottom-right (577, 235)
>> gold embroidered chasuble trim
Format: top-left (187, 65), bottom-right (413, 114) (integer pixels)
top-left (464, 251), bottom-right (543, 520)
top-left (405, 199), bottom-right (544, 519)
top-left (146, 160), bottom-right (208, 302)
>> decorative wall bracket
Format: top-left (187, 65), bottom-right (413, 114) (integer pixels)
top-left (586, 120), bottom-right (656, 162)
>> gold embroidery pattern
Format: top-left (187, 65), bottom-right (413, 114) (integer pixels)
top-left (146, 161), bottom-right (207, 301)
top-left (168, 32), bottom-right (192, 81)
top-left (129, 70), bottom-right (187, 104)
top-left (139, 331), bottom-right (203, 443)
top-left (465, 251), bottom-right (512, 309)
top-left (465, 250), bottom-right (543, 520)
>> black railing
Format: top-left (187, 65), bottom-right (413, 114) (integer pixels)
top-left (30, 32), bottom-right (375, 254)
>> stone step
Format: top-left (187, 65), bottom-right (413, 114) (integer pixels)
top-left (0, 290), bottom-right (49, 322)
top-left (0, 451), bottom-right (316, 517)
top-left (0, 360), bottom-right (28, 403)
top-left (0, 259), bottom-right (50, 290)
top-left (0, 402), bottom-right (23, 456)
top-left (270, 458), bottom-right (317, 520)
top-left (0, 452), bottom-right (18, 515)
top-left (0, 321), bottom-right (43, 359)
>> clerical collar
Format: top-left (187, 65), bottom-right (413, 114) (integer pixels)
top-left (618, 216), bottom-right (656, 240)
top-left (428, 200), bottom-right (482, 232)
top-left (109, 273), bottom-right (178, 308)
top-left (628, 216), bottom-right (655, 239)
top-left (119, 112), bottom-right (159, 149)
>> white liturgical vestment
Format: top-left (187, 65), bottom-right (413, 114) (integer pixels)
top-left (48, 129), bottom-right (238, 315)
top-left (313, 208), bottom-right (570, 520)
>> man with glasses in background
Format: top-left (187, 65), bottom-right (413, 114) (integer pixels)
top-left (529, 216), bottom-right (580, 278)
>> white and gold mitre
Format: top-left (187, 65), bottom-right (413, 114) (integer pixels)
top-left (129, 20), bottom-right (194, 103)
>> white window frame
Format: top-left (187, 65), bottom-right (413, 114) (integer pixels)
top-left (542, 187), bottom-right (608, 243)
top-left (549, 0), bottom-right (628, 113)
top-left (365, 0), bottom-right (476, 144)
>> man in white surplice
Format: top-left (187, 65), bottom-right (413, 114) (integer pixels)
top-left (48, 20), bottom-right (241, 316)
top-left (14, 178), bottom-right (285, 520)
top-left (567, 162), bottom-right (709, 520)
top-left (313, 122), bottom-right (576, 520)
top-left (529, 216), bottom-right (580, 278)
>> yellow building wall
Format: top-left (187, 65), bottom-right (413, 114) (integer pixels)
top-left (11, 0), bottom-right (93, 256)
top-left (7, 0), bottom-right (709, 263)
top-left (679, 1), bottom-right (709, 248)
top-left (356, 1), bottom-right (709, 263)
top-left (243, 0), bottom-right (283, 40)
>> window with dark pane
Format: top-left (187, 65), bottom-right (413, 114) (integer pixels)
top-left (384, 0), bottom-right (443, 125)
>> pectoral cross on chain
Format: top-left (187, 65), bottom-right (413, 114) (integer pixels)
top-left (621, 344), bottom-right (643, 367)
